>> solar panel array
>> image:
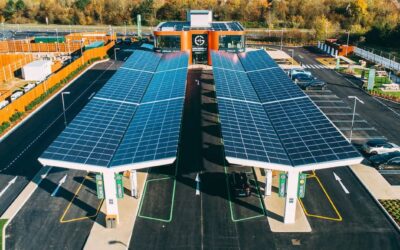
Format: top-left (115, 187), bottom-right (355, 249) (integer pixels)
top-left (40, 50), bottom-right (189, 170)
top-left (159, 21), bottom-right (244, 31)
top-left (212, 50), bottom-right (361, 168)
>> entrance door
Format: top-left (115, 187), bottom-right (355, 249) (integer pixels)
top-left (192, 34), bottom-right (208, 64)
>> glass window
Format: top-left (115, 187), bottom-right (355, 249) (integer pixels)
top-left (219, 35), bottom-right (245, 52)
top-left (155, 36), bottom-right (181, 51)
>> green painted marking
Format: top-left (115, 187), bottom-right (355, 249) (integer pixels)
top-left (224, 167), bottom-right (266, 222)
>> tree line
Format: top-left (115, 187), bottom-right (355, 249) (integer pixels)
top-left (0, 0), bottom-right (399, 47)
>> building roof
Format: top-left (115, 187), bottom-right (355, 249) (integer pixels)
top-left (156, 21), bottom-right (244, 32)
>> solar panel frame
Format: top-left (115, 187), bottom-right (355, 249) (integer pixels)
top-left (238, 50), bottom-right (279, 71)
top-left (123, 50), bottom-right (162, 71)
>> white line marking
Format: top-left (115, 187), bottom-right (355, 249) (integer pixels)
top-left (0, 177), bottom-right (17, 197)
top-left (93, 96), bottom-right (138, 105)
top-left (88, 92), bottom-right (95, 100)
top-left (333, 172), bottom-right (350, 194)
top-left (51, 174), bottom-right (67, 197)
top-left (298, 55), bottom-right (304, 59)
top-left (195, 173), bottom-right (201, 196)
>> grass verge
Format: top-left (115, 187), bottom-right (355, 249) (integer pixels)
top-left (379, 200), bottom-right (400, 227)
top-left (0, 219), bottom-right (7, 250)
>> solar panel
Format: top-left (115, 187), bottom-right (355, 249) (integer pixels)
top-left (111, 98), bottom-right (184, 167)
top-left (211, 51), bottom-right (244, 71)
top-left (213, 67), bottom-right (259, 102)
top-left (41, 99), bottom-right (136, 167)
top-left (218, 98), bottom-right (290, 165)
top-left (156, 52), bottom-right (189, 72)
top-left (238, 50), bottom-right (278, 71)
top-left (247, 68), bottom-right (305, 103)
top-left (95, 68), bottom-right (153, 103)
top-left (123, 50), bottom-right (161, 71)
top-left (141, 68), bottom-right (187, 103)
top-left (264, 97), bottom-right (360, 166)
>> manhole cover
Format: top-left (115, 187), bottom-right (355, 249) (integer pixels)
top-left (291, 239), bottom-right (301, 246)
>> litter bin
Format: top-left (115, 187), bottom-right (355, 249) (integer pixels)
top-left (106, 215), bottom-right (117, 228)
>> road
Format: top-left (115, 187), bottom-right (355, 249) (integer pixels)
top-left (1, 47), bottom-right (133, 249)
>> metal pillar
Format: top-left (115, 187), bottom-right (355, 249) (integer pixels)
top-left (130, 170), bottom-right (138, 198)
top-left (284, 170), bottom-right (299, 224)
top-left (264, 169), bottom-right (272, 196)
top-left (103, 171), bottom-right (119, 225)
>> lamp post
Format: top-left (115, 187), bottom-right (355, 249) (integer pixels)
top-left (348, 96), bottom-right (364, 143)
top-left (345, 30), bottom-right (350, 56)
top-left (61, 92), bottom-right (70, 127)
top-left (288, 49), bottom-right (294, 65)
top-left (280, 28), bottom-right (284, 51)
top-left (114, 47), bottom-right (120, 61)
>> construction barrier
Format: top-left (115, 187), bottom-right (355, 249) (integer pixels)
top-left (0, 54), bottom-right (34, 82)
top-left (0, 41), bottom-right (114, 125)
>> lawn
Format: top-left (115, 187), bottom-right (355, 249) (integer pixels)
top-left (379, 200), bottom-right (400, 227)
top-left (0, 219), bottom-right (7, 250)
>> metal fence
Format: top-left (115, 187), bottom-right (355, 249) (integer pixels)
top-left (354, 47), bottom-right (400, 72)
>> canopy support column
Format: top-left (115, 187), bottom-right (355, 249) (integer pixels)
top-left (130, 170), bottom-right (138, 198)
top-left (284, 170), bottom-right (299, 224)
top-left (103, 171), bottom-right (119, 227)
top-left (264, 169), bottom-right (272, 196)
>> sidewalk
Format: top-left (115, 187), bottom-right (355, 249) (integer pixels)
top-left (350, 164), bottom-right (400, 199)
top-left (254, 168), bottom-right (311, 232)
top-left (84, 171), bottom-right (147, 250)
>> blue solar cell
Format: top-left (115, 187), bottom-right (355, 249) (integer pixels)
top-left (247, 68), bottom-right (305, 103)
top-left (238, 50), bottom-right (278, 71)
top-left (211, 51), bottom-right (244, 71)
top-left (111, 98), bottom-right (185, 166)
top-left (156, 52), bottom-right (189, 72)
top-left (41, 99), bottom-right (136, 167)
top-left (95, 68), bottom-right (153, 103)
top-left (264, 98), bottom-right (360, 166)
top-left (141, 68), bottom-right (187, 103)
top-left (123, 50), bottom-right (161, 71)
top-left (218, 98), bottom-right (290, 165)
top-left (213, 67), bottom-right (259, 102)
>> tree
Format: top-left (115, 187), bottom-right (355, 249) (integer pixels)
top-left (15, 0), bottom-right (25, 12)
top-left (3, 0), bottom-right (16, 20)
top-left (314, 15), bottom-right (340, 40)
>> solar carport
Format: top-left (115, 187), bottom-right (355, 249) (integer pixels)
top-left (211, 50), bottom-right (363, 223)
top-left (39, 50), bottom-right (189, 224)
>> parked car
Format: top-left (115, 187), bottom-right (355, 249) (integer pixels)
top-left (361, 139), bottom-right (400, 155)
top-left (0, 100), bottom-right (9, 109)
top-left (23, 83), bottom-right (36, 93)
top-left (10, 91), bottom-right (23, 101)
top-left (369, 152), bottom-right (400, 170)
top-left (289, 68), bottom-right (312, 78)
top-left (297, 79), bottom-right (327, 90)
top-left (229, 172), bottom-right (251, 197)
top-left (124, 37), bottom-right (132, 45)
top-left (116, 38), bottom-right (123, 44)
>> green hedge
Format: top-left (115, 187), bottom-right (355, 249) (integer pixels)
top-left (0, 122), bottom-right (10, 134)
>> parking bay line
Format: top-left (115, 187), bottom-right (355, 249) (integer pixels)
top-left (224, 167), bottom-right (266, 222)
top-left (59, 175), bottom-right (103, 223)
top-left (299, 171), bottom-right (342, 222)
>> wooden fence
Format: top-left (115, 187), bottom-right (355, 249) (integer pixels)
top-left (0, 41), bottom-right (114, 125)
top-left (0, 54), bottom-right (34, 82)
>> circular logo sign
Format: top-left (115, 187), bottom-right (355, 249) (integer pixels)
top-left (194, 35), bottom-right (205, 46)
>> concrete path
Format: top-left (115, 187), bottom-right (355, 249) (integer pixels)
top-left (254, 168), bottom-right (311, 232)
top-left (84, 171), bottom-right (147, 250)
top-left (350, 164), bottom-right (400, 200)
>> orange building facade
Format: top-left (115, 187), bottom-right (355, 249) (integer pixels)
top-left (153, 11), bottom-right (245, 65)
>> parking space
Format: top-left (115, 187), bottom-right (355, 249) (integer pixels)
top-left (224, 166), bottom-right (266, 222)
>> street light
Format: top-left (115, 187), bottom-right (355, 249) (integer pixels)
top-left (61, 92), bottom-right (70, 127)
top-left (288, 49), bottom-right (294, 65)
top-left (345, 30), bottom-right (350, 56)
top-left (348, 96), bottom-right (364, 143)
top-left (114, 47), bottom-right (120, 61)
top-left (280, 28), bottom-right (284, 51)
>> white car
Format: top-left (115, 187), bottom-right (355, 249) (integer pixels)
top-left (289, 68), bottom-right (312, 79)
top-left (362, 139), bottom-right (400, 155)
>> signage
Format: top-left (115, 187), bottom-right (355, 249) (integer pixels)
top-left (115, 174), bottom-right (124, 199)
top-left (278, 173), bottom-right (287, 197)
top-left (192, 34), bottom-right (207, 52)
top-left (297, 173), bottom-right (307, 198)
top-left (367, 68), bottom-right (376, 90)
top-left (95, 174), bottom-right (105, 199)
top-left (194, 35), bottom-right (205, 46)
